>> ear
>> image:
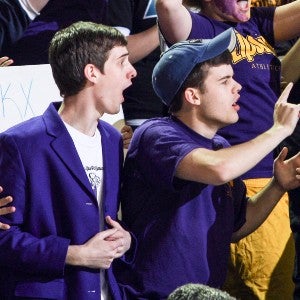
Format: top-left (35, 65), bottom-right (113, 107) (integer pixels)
top-left (83, 64), bottom-right (100, 83)
top-left (184, 87), bottom-right (201, 106)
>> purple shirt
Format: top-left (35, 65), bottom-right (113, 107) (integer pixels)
top-left (114, 117), bottom-right (247, 299)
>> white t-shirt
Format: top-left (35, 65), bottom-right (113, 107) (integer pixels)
top-left (64, 122), bottom-right (110, 300)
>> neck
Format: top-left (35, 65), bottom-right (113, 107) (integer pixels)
top-left (59, 96), bottom-right (102, 137)
top-left (173, 110), bottom-right (218, 139)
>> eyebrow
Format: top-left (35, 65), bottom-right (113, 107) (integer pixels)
top-left (217, 75), bottom-right (232, 81)
top-left (117, 52), bottom-right (129, 60)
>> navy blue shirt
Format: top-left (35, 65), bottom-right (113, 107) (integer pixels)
top-left (0, 0), bottom-right (30, 51)
top-left (1, 0), bottom-right (107, 64)
top-left (107, 0), bottom-right (168, 121)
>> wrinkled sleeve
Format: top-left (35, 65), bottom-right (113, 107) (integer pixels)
top-left (136, 124), bottom-right (200, 190)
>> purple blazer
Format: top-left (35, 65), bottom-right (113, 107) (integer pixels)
top-left (0, 102), bottom-right (124, 299)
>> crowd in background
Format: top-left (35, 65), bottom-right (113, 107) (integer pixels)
top-left (0, 0), bottom-right (299, 299)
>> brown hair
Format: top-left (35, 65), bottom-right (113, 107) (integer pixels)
top-left (49, 21), bottom-right (127, 97)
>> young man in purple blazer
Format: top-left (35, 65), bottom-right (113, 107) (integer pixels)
top-left (0, 21), bottom-right (136, 300)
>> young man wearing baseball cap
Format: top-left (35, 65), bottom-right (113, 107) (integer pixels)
top-left (113, 28), bottom-right (300, 299)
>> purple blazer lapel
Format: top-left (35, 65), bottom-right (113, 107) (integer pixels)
top-left (98, 121), bottom-right (123, 220)
top-left (42, 102), bottom-right (97, 201)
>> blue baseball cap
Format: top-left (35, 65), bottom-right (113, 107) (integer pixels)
top-left (152, 28), bottom-right (236, 106)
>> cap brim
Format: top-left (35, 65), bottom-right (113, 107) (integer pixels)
top-left (152, 28), bottom-right (237, 107)
top-left (197, 28), bottom-right (236, 64)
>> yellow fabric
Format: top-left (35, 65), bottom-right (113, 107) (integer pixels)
top-left (223, 178), bottom-right (295, 300)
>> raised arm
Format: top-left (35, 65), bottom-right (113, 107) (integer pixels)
top-left (107, 0), bottom-right (159, 64)
top-left (175, 83), bottom-right (300, 185)
top-left (126, 25), bottom-right (159, 64)
top-left (156, 0), bottom-right (192, 44)
top-left (232, 147), bottom-right (300, 242)
top-left (273, 0), bottom-right (300, 42)
top-left (281, 38), bottom-right (300, 84)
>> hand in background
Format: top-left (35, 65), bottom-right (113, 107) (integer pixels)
top-left (0, 56), bottom-right (13, 67)
top-left (121, 125), bottom-right (133, 149)
top-left (273, 147), bottom-right (300, 191)
top-left (0, 186), bottom-right (15, 230)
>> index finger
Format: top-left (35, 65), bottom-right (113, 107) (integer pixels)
top-left (276, 82), bottom-right (293, 104)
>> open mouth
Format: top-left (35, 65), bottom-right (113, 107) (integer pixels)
top-left (232, 101), bottom-right (240, 111)
top-left (237, 0), bottom-right (249, 10)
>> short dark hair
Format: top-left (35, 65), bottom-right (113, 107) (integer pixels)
top-left (167, 283), bottom-right (236, 300)
top-left (169, 50), bottom-right (232, 113)
top-left (48, 21), bottom-right (127, 97)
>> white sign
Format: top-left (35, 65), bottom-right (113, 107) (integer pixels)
top-left (0, 64), bottom-right (124, 132)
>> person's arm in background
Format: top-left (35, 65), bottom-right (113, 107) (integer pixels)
top-left (281, 38), bottom-right (300, 84)
top-left (273, 0), bottom-right (300, 42)
top-left (0, 0), bottom-right (50, 50)
top-left (126, 26), bottom-right (159, 64)
top-left (156, 0), bottom-right (192, 44)
top-left (108, 0), bottom-right (159, 64)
